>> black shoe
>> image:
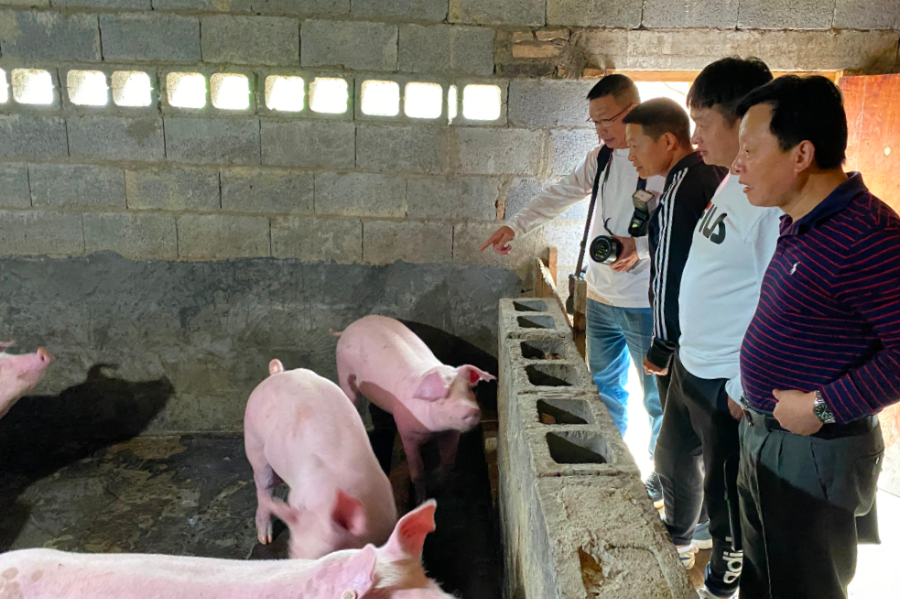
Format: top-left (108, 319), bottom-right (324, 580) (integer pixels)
top-left (644, 471), bottom-right (664, 509)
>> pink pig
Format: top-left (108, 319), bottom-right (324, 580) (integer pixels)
top-left (244, 359), bottom-right (398, 560)
top-left (0, 341), bottom-right (53, 420)
top-left (0, 500), bottom-right (453, 599)
top-left (332, 316), bottom-right (495, 500)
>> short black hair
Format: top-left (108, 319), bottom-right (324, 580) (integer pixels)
top-left (586, 74), bottom-right (640, 107)
top-left (687, 57), bottom-right (773, 124)
top-left (622, 97), bottom-right (692, 147)
top-left (736, 75), bottom-right (847, 170)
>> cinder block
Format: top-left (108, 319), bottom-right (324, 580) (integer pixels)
top-left (407, 176), bottom-right (499, 220)
top-left (54, 0), bottom-right (149, 7)
top-left (100, 13), bottom-right (200, 63)
top-left (502, 177), bottom-right (588, 222)
top-left (534, 476), bottom-right (693, 598)
top-left (0, 10), bottom-right (99, 61)
top-left (448, 0), bottom-right (545, 26)
top-left (0, 115), bottom-right (68, 160)
top-left (165, 117), bottom-right (260, 165)
top-left (0, 210), bottom-right (83, 257)
top-left (220, 168), bottom-right (314, 214)
top-left (498, 297), bottom-right (570, 338)
top-left (231, 0), bottom-right (350, 14)
top-left (150, 0), bottom-right (227, 9)
top-left (30, 164), bottom-right (125, 208)
top-left (83, 212), bottom-right (177, 260)
top-left (508, 331), bottom-right (581, 365)
top-left (546, 0), bottom-right (642, 27)
top-left (68, 116), bottom-right (164, 162)
top-left (509, 80), bottom-right (593, 128)
top-left (261, 120), bottom-right (355, 169)
top-left (352, 0), bottom-right (447, 20)
top-left (455, 128), bottom-right (543, 175)
top-left (126, 167), bottom-right (220, 211)
top-left (510, 359), bottom-right (593, 392)
top-left (356, 124), bottom-right (446, 175)
top-left (452, 221), bottom-right (546, 272)
top-left (0, 0), bottom-right (48, 6)
top-left (523, 421), bottom-right (638, 477)
top-left (738, 0), bottom-right (833, 30)
top-left (363, 221), bottom-right (452, 265)
top-left (834, 0), bottom-right (900, 29)
top-left (177, 214), bottom-right (270, 260)
top-left (641, 0), bottom-right (738, 28)
top-left (0, 164), bottom-right (31, 209)
top-left (398, 24), bottom-right (495, 76)
top-left (315, 173), bottom-right (406, 218)
top-left (551, 129), bottom-right (598, 175)
top-left (201, 16), bottom-right (299, 66)
top-left (271, 216), bottom-right (361, 263)
top-left (301, 20), bottom-right (397, 71)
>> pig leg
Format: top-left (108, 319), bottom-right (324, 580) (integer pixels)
top-left (436, 430), bottom-right (461, 480)
top-left (246, 445), bottom-right (283, 544)
top-left (399, 433), bottom-right (427, 502)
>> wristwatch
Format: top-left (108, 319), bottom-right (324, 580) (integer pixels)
top-left (813, 390), bottom-right (836, 424)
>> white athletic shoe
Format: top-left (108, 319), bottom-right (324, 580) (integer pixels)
top-left (697, 586), bottom-right (737, 598)
top-left (677, 544), bottom-right (697, 569)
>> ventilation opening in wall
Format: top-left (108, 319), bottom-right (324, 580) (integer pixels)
top-left (463, 84), bottom-right (501, 121)
top-left (361, 80), bottom-right (400, 116)
top-left (112, 71), bottom-right (152, 108)
top-left (167, 72), bottom-right (206, 109)
top-left (265, 75), bottom-right (304, 112)
top-left (0, 69), bottom-right (7, 104)
top-left (448, 84), bottom-right (458, 124)
top-left (211, 73), bottom-right (250, 110)
top-left (546, 431), bottom-right (609, 465)
top-left (12, 69), bottom-right (54, 106)
top-left (68, 70), bottom-right (108, 107)
top-left (309, 77), bottom-right (348, 114)
top-left (404, 82), bottom-right (442, 119)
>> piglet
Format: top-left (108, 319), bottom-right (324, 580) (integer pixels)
top-left (0, 500), bottom-right (452, 599)
top-left (333, 315), bottom-right (495, 500)
top-left (0, 341), bottom-right (53, 421)
top-left (244, 359), bottom-right (397, 560)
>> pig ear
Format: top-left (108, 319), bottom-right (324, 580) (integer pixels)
top-left (414, 371), bottom-right (448, 401)
top-left (331, 489), bottom-right (367, 537)
top-left (260, 494), bottom-right (301, 526)
top-left (340, 544), bottom-right (378, 598)
top-left (382, 500), bottom-right (437, 561)
top-left (269, 359), bottom-right (284, 376)
top-left (457, 365), bottom-right (496, 387)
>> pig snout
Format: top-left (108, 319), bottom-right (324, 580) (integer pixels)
top-left (454, 402), bottom-right (481, 431)
top-left (37, 347), bottom-right (53, 363)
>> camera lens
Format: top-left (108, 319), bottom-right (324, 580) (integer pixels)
top-left (589, 235), bottom-right (621, 265)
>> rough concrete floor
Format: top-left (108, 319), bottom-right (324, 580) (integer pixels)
top-left (0, 321), bottom-right (503, 598)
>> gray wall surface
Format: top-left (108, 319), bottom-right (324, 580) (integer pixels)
top-left (0, 0), bottom-right (898, 431)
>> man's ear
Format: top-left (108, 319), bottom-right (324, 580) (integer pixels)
top-left (794, 140), bottom-right (817, 173)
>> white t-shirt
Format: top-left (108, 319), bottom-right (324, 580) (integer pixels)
top-left (506, 147), bottom-right (665, 309)
top-left (678, 174), bottom-right (782, 399)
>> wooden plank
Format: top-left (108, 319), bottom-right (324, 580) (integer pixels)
top-left (606, 70), bottom-right (840, 84)
top-left (840, 73), bottom-right (900, 214)
top-left (547, 246), bottom-right (558, 285)
top-left (533, 258), bottom-right (573, 330)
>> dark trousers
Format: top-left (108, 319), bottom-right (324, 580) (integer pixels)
top-left (737, 417), bottom-right (884, 599)
top-left (654, 354), bottom-right (742, 595)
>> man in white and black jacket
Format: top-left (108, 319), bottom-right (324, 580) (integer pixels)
top-left (655, 58), bottom-right (778, 599)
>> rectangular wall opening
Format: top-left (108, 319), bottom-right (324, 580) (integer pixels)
top-left (525, 364), bottom-right (574, 387)
top-left (520, 338), bottom-right (566, 360)
top-left (516, 315), bottom-right (555, 329)
top-left (112, 71), bottom-right (152, 107)
top-left (512, 299), bottom-right (547, 312)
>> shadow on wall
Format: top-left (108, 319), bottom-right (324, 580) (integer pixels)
top-left (0, 364), bottom-right (173, 551)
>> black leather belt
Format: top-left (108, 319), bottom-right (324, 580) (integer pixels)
top-left (743, 406), bottom-right (877, 440)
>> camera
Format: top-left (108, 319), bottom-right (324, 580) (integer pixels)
top-left (589, 235), bottom-right (621, 264)
top-left (589, 189), bottom-right (655, 265)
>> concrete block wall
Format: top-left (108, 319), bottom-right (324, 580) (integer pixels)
top-left (497, 298), bottom-right (693, 598)
top-left (0, 0), bottom-right (897, 431)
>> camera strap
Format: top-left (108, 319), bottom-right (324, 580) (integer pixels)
top-left (573, 145), bottom-right (613, 283)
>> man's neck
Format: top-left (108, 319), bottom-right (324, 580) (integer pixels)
top-left (662, 146), bottom-right (694, 178)
top-left (782, 169), bottom-right (849, 221)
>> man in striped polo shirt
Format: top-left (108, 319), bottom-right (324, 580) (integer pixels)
top-left (734, 76), bottom-right (900, 598)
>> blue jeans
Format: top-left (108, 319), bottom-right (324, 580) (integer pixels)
top-left (586, 298), bottom-right (663, 457)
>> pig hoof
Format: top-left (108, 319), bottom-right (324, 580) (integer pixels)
top-left (257, 524), bottom-right (273, 545)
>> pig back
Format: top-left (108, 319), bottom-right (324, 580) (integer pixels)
top-left (338, 316), bottom-right (443, 401)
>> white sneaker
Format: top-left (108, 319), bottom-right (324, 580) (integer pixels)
top-left (677, 544), bottom-right (697, 569)
top-left (697, 586), bottom-right (737, 599)
top-left (692, 519), bottom-right (713, 550)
